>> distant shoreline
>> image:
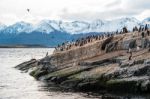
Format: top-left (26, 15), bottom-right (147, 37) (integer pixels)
top-left (0, 44), bottom-right (54, 48)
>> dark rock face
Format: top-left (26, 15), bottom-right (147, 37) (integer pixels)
top-left (105, 41), bottom-right (118, 53)
top-left (129, 39), bottom-right (137, 49)
top-left (101, 37), bottom-right (113, 50)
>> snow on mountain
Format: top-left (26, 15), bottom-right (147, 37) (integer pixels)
top-left (2, 21), bottom-right (33, 34)
top-left (142, 17), bottom-right (150, 29)
top-left (44, 20), bottom-right (63, 32)
top-left (142, 17), bottom-right (150, 24)
top-left (89, 19), bottom-right (105, 30)
top-left (100, 17), bottom-right (141, 32)
top-left (0, 17), bottom-right (149, 46)
top-left (58, 17), bottom-right (141, 33)
top-left (33, 20), bottom-right (56, 34)
top-left (0, 17), bottom-right (149, 34)
top-left (60, 21), bottom-right (90, 34)
top-left (0, 23), bottom-right (7, 31)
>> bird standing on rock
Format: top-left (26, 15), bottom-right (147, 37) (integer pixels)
top-left (129, 52), bottom-right (132, 60)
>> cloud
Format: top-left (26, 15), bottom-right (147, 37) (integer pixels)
top-left (0, 0), bottom-right (149, 24)
top-left (105, 0), bottom-right (122, 8)
top-left (0, 14), bottom-right (19, 25)
top-left (135, 10), bottom-right (150, 20)
top-left (124, 0), bottom-right (150, 10)
top-left (59, 6), bottom-right (141, 21)
top-left (59, 0), bottom-right (150, 21)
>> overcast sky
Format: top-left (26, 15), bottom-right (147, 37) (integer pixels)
top-left (0, 0), bottom-right (150, 25)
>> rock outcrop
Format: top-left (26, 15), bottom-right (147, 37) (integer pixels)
top-left (15, 30), bottom-right (150, 93)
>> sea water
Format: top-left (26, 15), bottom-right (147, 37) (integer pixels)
top-left (0, 48), bottom-right (149, 99)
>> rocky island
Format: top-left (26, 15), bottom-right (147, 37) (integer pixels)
top-left (15, 27), bottom-right (150, 94)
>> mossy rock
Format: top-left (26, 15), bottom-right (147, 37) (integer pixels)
top-left (15, 59), bottom-right (37, 71)
top-left (29, 68), bottom-right (39, 76)
top-left (60, 79), bottom-right (82, 89)
top-left (30, 68), bottom-right (48, 79)
top-left (77, 79), bottom-right (104, 91)
top-left (106, 79), bottom-right (140, 93)
top-left (44, 66), bottom-right (89, 81)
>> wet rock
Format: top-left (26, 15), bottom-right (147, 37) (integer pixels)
top-left (60, 79), bottom-right (82, 89)
top-left (76, 80), bottom-right (102, 91)
top-left (15, 59), bottom-right (37, 71)
top-left (30, 68), bottom-right (49, 79)
top-left (101, 95), bottom-right (121, 99)
top-left (106, 79), bottom-right (139, 93)
top-left (29, 67), bottom-right (38, 76)
top-left (141, 80), bottom-right (150, 92)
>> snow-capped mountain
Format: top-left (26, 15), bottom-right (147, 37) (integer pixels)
top-left (1, 17), bottom-right (149, 34)
top-left (100, 17), bottom-right (141, 32)
top-left (0, 17), bottom-right (149, 46)
top-left (0, 23), bottom-right (7, 31)
top-left (33, 20), bottom-right (56, 34)
top-left (2, 21), bottom-right (33, 34)
top-left (60, 21), bottom-right (90, 34)
top-left (0, 17), bottom-right (147, 34)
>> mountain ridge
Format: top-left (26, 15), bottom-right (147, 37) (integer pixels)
top-left (0, 17), bottom-right (149, 34)
top-left (0, 17), bottom-right (149, 47)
